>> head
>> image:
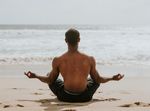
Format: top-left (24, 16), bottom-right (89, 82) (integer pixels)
top-left (65, 28), bottom-right (80, 46)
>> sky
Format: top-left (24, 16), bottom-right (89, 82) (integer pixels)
top-left (0, 0), bottom-right (150, 25)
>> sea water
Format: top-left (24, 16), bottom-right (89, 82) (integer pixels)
top-left (1, 25), bottom-right (150, 77)
top-left (0, 25), bottom-right (150, 66)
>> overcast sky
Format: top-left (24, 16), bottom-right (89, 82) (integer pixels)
top-left (0, 0), bottom-right (150, 25)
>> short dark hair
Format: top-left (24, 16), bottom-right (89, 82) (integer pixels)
top-left (65, 28), bottom-right (80, 46)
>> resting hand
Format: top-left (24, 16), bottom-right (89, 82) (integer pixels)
top-left (24, 71), bottom-right (37, 78)
top-left (112, 74), bottom-right (124, 81)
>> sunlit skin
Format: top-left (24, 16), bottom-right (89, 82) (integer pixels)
top-left (25, 32), bottom-right (124, 93)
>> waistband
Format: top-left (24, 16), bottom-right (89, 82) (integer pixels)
top-left (64, 90), bottom-right (83, 95)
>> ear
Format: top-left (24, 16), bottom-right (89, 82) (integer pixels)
top-left (78, 37), bottom-right (80, 42)
top-left (65, 38), bottom-right (67, 43)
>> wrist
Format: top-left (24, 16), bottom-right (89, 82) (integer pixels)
top-left (35, 74), bottom-right (38, 78)
top-left (111, 76), bottom-right (114, 80)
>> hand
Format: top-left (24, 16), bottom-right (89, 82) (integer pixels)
top-left (112, 74), bottom-right (124, 81)
top-left (24, 71), bottom-right (37, 78)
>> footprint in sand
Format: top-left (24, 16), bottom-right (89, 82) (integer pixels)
top-left (33, 92), bottom-right (43, 95)
top-left (61, 108), bottom-right (76, 111)
top-left (120, 102), bottom-right (150, 107)
top-left (11, 88), bottom-right (24, 90)
top-left (3, 105), bottom-right (12, 108)
top-left (12, 88), bottom-right (18, 90)
top-left (2, 104), bottom-right (24, 108)
top-left (37, 99), bottom-right (50, 103)
top-left (16, 104), bottom-right (24, 107)
top-left (0, 103), bottom-right (2, 106)
top-left (99, 98), bottom-right (120, 102)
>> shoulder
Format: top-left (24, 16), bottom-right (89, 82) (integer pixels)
top-left (51, 57), bottom-right (60, 67)
top-left (79, 52), bottom-right (96, 64)
top-left (52, 57), bottom-right (59, 62)
top-left (79, 52), bottom-right (90, 58)
top-left (52, 53), bottom-right (67, 64)
top-left (89, 56), bottom-right (96, 65)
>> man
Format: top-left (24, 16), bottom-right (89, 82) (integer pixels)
top-left (25, 28), bottom-right (124, 102)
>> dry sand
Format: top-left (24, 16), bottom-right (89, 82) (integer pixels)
top-left (0, 64), bottom-right (150, 111)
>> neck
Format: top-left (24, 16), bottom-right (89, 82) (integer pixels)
top-left (68, 44), bottom-right (78, 53)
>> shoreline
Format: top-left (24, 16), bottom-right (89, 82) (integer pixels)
top-left (0, 63), bottom-right (150, 77)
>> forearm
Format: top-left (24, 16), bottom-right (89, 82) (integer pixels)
top-left (99, 74), bottom-right (124, 83)
top-left (99, 76), bottom-right (113, 83)
top-left (92, 70), bottom-right (114, 83)
top-left (35, 74), bottom-right (50, 84)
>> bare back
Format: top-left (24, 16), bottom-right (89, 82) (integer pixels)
top-left (57, 51), bottom-right (91, 92)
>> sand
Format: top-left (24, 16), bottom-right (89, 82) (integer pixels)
top-left (0, 64), bottom-right (150, 111)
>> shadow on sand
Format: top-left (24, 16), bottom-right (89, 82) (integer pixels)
top-left (19, 97), bottom-right (120, 111)
top-left (37, 98), bottom-right (102, 111)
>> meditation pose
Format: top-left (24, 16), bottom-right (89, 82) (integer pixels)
top-left (25, 28), bottom-right (124, 102)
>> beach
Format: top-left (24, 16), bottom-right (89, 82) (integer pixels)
top-left (0, 25), bottom-right (150, 111)
top-left (0, 64), bottom-right (150, 111)
top-left (1, 0), bottom-right (150, 109)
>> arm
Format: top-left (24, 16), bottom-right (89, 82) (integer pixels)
top-left (89, 57), bottom-right (124, 83)
top-left (24, 57), bottom-right (59, 84)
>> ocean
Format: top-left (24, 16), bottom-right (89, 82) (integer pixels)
top-left (0, 24), bottom-right (150, 66)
